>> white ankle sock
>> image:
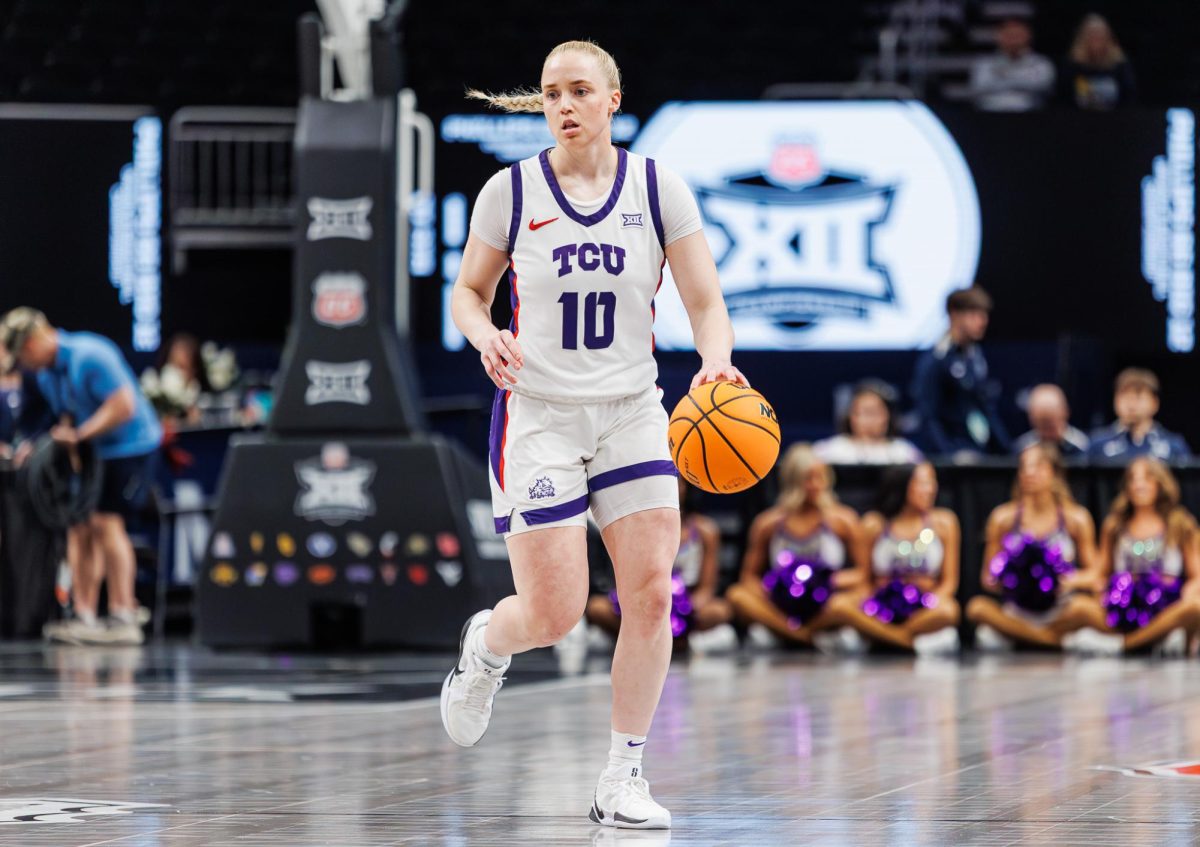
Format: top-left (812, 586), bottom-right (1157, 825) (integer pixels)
top-left (606, 730), bottom-right (647, 778)
top-left (471, 625), bottom-right (508, 669)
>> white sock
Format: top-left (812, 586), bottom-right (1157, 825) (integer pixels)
top-left (110, 608), bottom-right (137, 626)
top-left (471, 625), bottom-right (508, 669)
top-left (75, 608), bottom-right (97, 626)
top-left (606, 730), bottom-right (647, 778)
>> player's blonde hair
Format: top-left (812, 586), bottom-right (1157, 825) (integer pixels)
top-left (777, 443), bottom-right (838, 513)
top-left (466, 40), bottom-right (622, 114)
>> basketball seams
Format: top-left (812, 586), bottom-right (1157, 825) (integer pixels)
top-left (685, 393), bottom-right (760, 484)
top-left (671, 382), bottom-right (779, 493)
top-left (712, 404), bottom-right (781, 444)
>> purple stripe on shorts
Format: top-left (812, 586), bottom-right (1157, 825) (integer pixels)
top-left (507, 162), bottom-right (522, 253)
top-left (521, 493), bottom-right (590, 526)
top-left (494, 515), bottom-right (511, 534)
top-left (487, 388), bottom-right (509, 487)
top-left (539, 146), bottom-right (627, 227)
top-left (645, 158), bottom-right (665, 249)
top-left (588, 460), bottom-right (678, 493)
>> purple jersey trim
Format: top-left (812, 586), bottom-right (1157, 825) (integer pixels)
top-left (521, 493), bottom-right (590, 526)
top-left (495, 515), bottom-right (511, 534)
top-left (538, 146), bottom-right (628, 227)
top-left (507, 162), bottom-right (523, 253)
top-left (588, 459), bottom-right (678, 493)
top-left (645, 158), bottom-right (666, 249)
top-left (487, 388), bottom-right (509, 488)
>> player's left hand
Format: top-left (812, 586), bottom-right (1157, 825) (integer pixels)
top-left (690, 360), bottom-right (748, 390)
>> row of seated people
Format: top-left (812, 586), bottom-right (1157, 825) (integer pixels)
top-left (588, 443), bottom-right (1200, 656)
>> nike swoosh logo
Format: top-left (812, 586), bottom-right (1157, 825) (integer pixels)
top-left (528, 217), bottom-right (559, 231)
top-left (626, 740), bottom-right (646, 747)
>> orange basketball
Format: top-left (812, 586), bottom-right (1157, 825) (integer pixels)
top-left (668, 381), bottom-right (781, 494)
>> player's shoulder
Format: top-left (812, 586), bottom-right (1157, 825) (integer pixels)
top-left (987, 501), bottom-right (1018, 531)
top-left (827, 504), bottom-right (861, 530)
top-left (1063, 501), bottom-right (1095, 532)
top-left (751, 506), bottom-right (786, 535)
top-left (930, 507), bottom-right (960, 534)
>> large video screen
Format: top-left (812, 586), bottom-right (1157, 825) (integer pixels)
top-left (0, 106), bottom-right (162, 353)
top-left (419, 102), bottom-right (1196, 357)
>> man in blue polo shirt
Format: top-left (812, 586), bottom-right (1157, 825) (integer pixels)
top-left (0, 307), bottom-right (162, 645)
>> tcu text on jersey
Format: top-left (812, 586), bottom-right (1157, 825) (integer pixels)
top-left (552, 243), bottom-right (627, 277)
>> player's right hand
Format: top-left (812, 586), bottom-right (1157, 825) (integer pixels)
top-left (480, 328), bottom-right (523, 389)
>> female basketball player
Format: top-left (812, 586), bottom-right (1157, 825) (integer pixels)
top-left (1052, 458), bottom-right (1200, 653)
top-left (585, 477), bottom-right (734, 642)
top-left (965, 444), bottom-right (1102, 650)
top-left (726, 444), bottom-right (862, 647)
top-left (440, 40), bottom-right (745, 830)
top-left (826, 463), bottom-right (962, 653)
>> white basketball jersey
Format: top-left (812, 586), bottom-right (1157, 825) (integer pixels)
top-left (505, 147), bottom-right (666, 401)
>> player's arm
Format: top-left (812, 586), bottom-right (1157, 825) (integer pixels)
top-left (1061, 507), bottom-right (1101, 593)
top-left (738, 508), bottom-right (780, 585)
top-left (933, 509), bottom-right (961, 602)
top-left (667, 232), bottom-right (746, 390)
top-left (845, 511), bottom-right (882, 591)
top-left (980, 505), bottom-right (1012, 592)
top-left (451, 233), bottom-right (523, 389)
top-left (691, 516), bottom-right (722, 604)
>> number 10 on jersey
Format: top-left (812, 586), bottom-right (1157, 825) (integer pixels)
top-left (558, 291), bottom-right (615, 350)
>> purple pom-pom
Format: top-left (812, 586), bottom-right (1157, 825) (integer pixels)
top-left (1103, 569), bottom-right (1181, 632)
top-left (862, 576), bottom-right (937, 624)
top-left (987, 534), bottom-right (1073, 612)
top-left (611, 570), bottom-right (694, 636)
top-left (762, 553), bottom-right (836, 629)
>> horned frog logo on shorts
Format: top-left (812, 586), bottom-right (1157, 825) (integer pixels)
top-left (528, 476), bottom-right (556, 501)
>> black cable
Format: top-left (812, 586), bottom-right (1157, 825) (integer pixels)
top-left (20, 437), bottom-right (102, 530)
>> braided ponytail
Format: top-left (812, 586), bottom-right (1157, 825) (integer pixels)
top-left (466, 40), bottom-right (622, 114)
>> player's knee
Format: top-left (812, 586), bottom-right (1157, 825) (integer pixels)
top-left (965, 595), bottom-right (994, 623)
top-left (618, 580), bottom-right (673, 625)
top-left (526, 598), bottom-right (585, 646)
top-left (936, 597), bottom-right (962, 625)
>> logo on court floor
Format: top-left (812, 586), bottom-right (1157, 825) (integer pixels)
top-left (305, 360), bottom-right (372, 405)
top-left (312, 272), bottom-right (368, 328)
top-left (0, 798), bottom-right (167, 825)
top-left (631, 102), bottom-right (980, 350)
top-left (306, 196), bottom-right (373, 241)
top-left (294, 442), bottom-right (376, 525)
top-left (528, 476), bottom-right (556, 500)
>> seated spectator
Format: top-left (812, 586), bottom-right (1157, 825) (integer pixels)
top-left (813, 380), bottom-right (923, 466)
top-left (1055, 458), bottom-right (1200, 655)
top-left (1013, 384), bottom-right (1089, 457)
top-left (825, 463), bottom-right (962, 654)
top-left (966, 444), bottom-right (1103, 650)
top-left (0, 307), bottom-right (162, 646)
top-left (968, 16), bottom-right (1055, 112)
top-left (726, 444), bottom-right (862, 649)
top-left (1060, 13), bottom-right (1135, 110)
top-left (144, 333), bottom-right (211, 424)
top-left (585, 478), bottom-right (735, 649)
top-left (910, 286), bottom-right (1010, 458)
top-left (1088, 368), bottom-right (1190, 463)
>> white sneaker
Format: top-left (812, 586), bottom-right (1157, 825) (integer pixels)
top-left (813, 626), bottom-right (867, 656)
top-left (1062, 627), bottom-right (1124, 656)
top-left (440, 610), bottom-right (509, 747)
top-left (974, 624), bottom-right (1014, 652)
top-left (589, 768), bottom-right (671, 829)
top-left (913, 627), bottom-right (960, 656)
top-left (1154, 628), bottom-right (1188, 658)
top-left (88, 619), bottom-right (145, 647)
top-left (747, 623), bottom-right (778, 648)
top-left (44, 617), bottom-right (105, 645)
top-left (687, 623), bottom-right (738, 653)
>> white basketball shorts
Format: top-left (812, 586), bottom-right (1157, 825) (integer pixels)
top-left (487, 387), bottom-right (679, 536)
